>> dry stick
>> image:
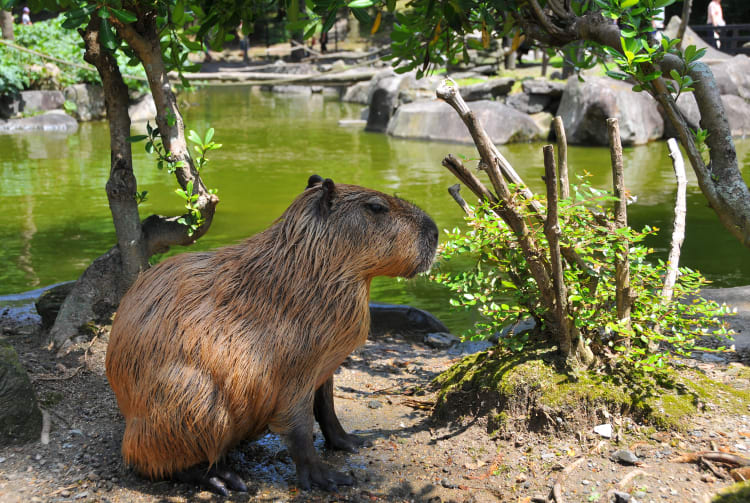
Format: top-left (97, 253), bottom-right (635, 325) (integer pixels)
top-left (543, 145), bottom-right (572, 358)
top-left (676, 451), bottom-right (750, 467)
top-left (448, 184), bottom-right (474, 217)
top-left (40, 409), bottom-right (50, 445)
top-left (551, 457), bottom-right (586, 503)
top-left (553, 117), bottom-right (570, 200)
top-left (661, 138), bottom-right (688, 302)
top-left (700, 456), bottom-right (728, 480)
top-left (442, 155), bottom-right (497, 204)
top-left (607, 118), bottom-right (632, 326)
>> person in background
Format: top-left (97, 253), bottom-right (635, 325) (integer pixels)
top-left (707, 0), bottom-right (726, 49)
top-left (21, 6), bottom-right (32, 25)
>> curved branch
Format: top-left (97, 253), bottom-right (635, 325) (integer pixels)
top-left (112, 14), bottom-right (219, 249)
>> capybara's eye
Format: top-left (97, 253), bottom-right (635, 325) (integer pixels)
top-left (365, 201), bottom-right (389, 214)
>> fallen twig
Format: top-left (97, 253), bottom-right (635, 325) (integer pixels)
top-left (700, 456), bottom-right (728, 480)
top-left (401, 398), bottom-right (434, 410)
top-left (617, 468), bottom-right (648, 490)
top-left (40, 409), bottom-right (50, 445)
top-left (551, 457), bottom-right (586, 503)
top-left (675, 451), bottom-right (750, 467)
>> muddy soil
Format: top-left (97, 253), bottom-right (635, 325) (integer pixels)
top-left (1, 310), bottom-right (749, 503)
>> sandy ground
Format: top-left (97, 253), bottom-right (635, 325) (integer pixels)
top-left (1, 306), bottom-right (750, 503)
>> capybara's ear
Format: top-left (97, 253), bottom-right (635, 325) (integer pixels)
top-left (306, 174), bottom-right (323, 189)
top-left (317, 178), bottom-right (335, 216)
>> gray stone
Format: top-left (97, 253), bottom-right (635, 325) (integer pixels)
top-left (35, 281), bottom-right (76, 330)
top-left (611, 449), bottom-right (639, 465)
top-left (0, 110), bottom-right (78, 133)
top-left (0, 337), bottom-right (43, 445)
top-left (529, 112), bottom-right (554, 140)
top-left (365, 70), bottom-right (415, 133)
top-left (369, 302), bottom-right (450, 338)
top-left (594, 423), bottom-right (612, 438)
top-left (387, 100), bottom-right (547, 145)
top-left (666, 93), bottom-right (750, 139)
top-left (447, 340), bottom-right (493, 356)
top-left (710, 55), bottom-right (750, 100)
top-left (63, 84), bottom-right (106, 121)
top-left (424, 332), bottom-right (460, 349)
top-left (521, 79), bottom-right (566, 97)
top-left (19, 90), bottom-right (65, 114)
top-left (506, 92), bottom-right (551, 114)
top-left (612, 491), bottom-right (631, 503)
top-left (557, 76), bottom-right (663, 146)
top-left (342, 81), bottom-right (370, 104)
top-left (663, 16), bottom-right (730, 64)
top-left (491, 317), bottom-right (537, 343)
top-left (0, 94), bottom-right (21, 119)
top-left (271, 85), bottom-right (312, 95)
top-left (459, 78), bottom-right (515, 101)
top-left (128, 94), bottom-right (156, 122)
top-left (367, 400), bottom-right (383, 409)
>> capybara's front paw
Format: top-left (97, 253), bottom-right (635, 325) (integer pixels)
top-left (297, 462), bottom-right (354, 491)
top-left (326, 431), bottom-right (370, 453)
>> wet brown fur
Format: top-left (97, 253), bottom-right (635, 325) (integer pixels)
top-left (105, 182), bottom-right (437, 480)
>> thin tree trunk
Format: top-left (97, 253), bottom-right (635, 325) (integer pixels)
top-left (553, 116), bottom-right (569, 200)
top-left (661, 138), bottom-right (688, 302)
top-left (607, 119), bottom-right (632, 326)
top-left (677, 0), bottom-right (693, 49)
top-left (0, 10), bottom-right (13, 40)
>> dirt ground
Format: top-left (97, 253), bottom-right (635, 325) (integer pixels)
top-left (1, 306), bottom-right (750, 503)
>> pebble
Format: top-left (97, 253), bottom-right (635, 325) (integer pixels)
top-left (612, 490), bottom-right (631, 503)
top-left (611, 449), bottom-right (639, 465)
top-left (60, 490), bottom-right (71, 497)
top-left (367, 400), bottom-right (383, 409)
top-left (0, 457), bottom-right (5, 463)
top-left (541, 453), bottom-right (555, 461)
top-left (581, 479), bottom-right (590, 485)
top-left (74, 491), bottom-right (89, 499)
top-left (594, 424), bottom-right (612, 438)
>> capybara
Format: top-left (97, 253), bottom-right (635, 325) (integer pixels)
top-left (105, 176), bottom-right (438, 494)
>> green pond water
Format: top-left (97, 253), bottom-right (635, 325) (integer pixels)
top-left (1, 85), bottom-right (749, 334)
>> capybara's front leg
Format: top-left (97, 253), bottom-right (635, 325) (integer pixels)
top-left (284, 413), bottom-right (354, 491)
top-left (174, 461), bottom-right (248, 496)
top-left (314, 376), bottom-right (367, 452)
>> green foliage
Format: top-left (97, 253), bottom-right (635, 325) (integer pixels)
top-left (128, 122), bottom-right (220, 236)
top-left (431, 177), bottom-right (734, 372)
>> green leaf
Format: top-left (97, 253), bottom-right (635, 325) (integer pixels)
top-left (621, 0), bottom-right (638, 8)
top-left (100, 18), bottom-right (118, 51)
top-left (173, 0), bottom-right (185, 25)
top-left (188, 130), bottom-right (203, 145)
top-left (127, 135), bottom-right (148, 143)
top-left (98, 7), bottom-right (110, 19)
top-left (111, 8), bottom-right (137, 24)
top-left (348, 0), bottom-right (374, 7)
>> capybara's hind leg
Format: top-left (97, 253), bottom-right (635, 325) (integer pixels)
top-left (175, 462), bottom-right (248, 496)
top-left (283, 408), bottom-right (354, 491)
top-left (314, 376), bottom-right (367, 452)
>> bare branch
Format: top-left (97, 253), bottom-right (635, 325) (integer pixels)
top-left (448, 184), bottom-right (474, 217)
top-left (661, 138), bottom-right (688, 303)
top-left (607, 118), bottom-right (632, 325)
top-left (553, 116), bottom-right (570, 200)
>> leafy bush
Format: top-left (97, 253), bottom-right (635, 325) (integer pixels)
top-left (431, 177), bottom-right (734, 372)
top-left (0, 15), bottom-right (147, 96)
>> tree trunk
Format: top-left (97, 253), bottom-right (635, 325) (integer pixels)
top-left (49, 13), bottom-right (220, 351)
top-left (0, 10), bottom-right (13, 40)
top-left (677, 0), bottom-right (692, 48)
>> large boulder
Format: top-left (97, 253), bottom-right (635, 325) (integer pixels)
top-left (386, 100), bottom-right (547, 144)
top-left (128, 94), bottom-right (157, 122)
top-left (18, 90), bottom-right (65, 115)
top-left (459, 78), bottom-right (515, 102)
top-left (0, 337), bottom-right (43, 445)
top-left (557, 76), bottom-right (664, 146)
top-left (342, 81), bottom-right (370, 104)
top-left (665, 93), bottom-right (750, 139)
top-left (521, 79), bottom-right (566, 97)
top-left (506, 92), bottom-right (550, 114)
top-left (63, 84), bottom-right (106, 121)
top-left (365, 69), bottom-right (416, 133)
top-left (0, 110), bottom-right (78, 133)
top-left (35, 281), bottom-right (76, 330)
top-left (709, 55), bottom-right (750, 100)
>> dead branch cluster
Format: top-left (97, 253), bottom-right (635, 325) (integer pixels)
top-left (435, 80), bottom-right (688, 368)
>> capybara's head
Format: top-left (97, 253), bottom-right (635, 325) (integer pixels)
top-left (273, 176), bottom-right (438, 279)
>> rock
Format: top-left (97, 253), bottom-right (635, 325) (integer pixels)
top-left (63, 84), bottom-right (106, 121)
top-left (710, 55), bottom-right (750, 100)
top-left (367, 400), bottom-right (383, 409)
top-left (271, 85), bottom-right (312, 95)
top-left (491, 317), bottom-right (537, 343)
top-left (369, 303), bottom-right (450, 339)
top-left (529, 112), bottom-right (554, 139)
top-left (128, 94), bottom-right (156, 122)
top-left (18, 90), bottom-right (65, 114)
top-left (612, 490), bottom-right (631, 503)
top-left (0, 94), bottom-right (21, 119)
top-left (342, 81), bottom-right (370, 104)
top-left (0, 110), bottom-right (78, 133)
top-left (664, 93), bottom-right (750, 139)
top-left (506, 92), bottom-right (551, 114)
top-left (424, 332), bottom-right (460, 349)
top-left (35, 281), bottom-right (76, 330)
top-left (557, 76), bottom-right (663, 146)
top-left (610, 449), bottom-right (639, 465)
top-left (0, 337), bottom-right (43, 445)
top-left (459, 78), bottom-right (514, 101)
top-left (663, 16), bottom-right (730, 64)
top-left (338, 119), bottom-right (367, 127)
top-left (522, 79), bottom-right (566, 97)
top-left (387, 100), bottom-right (547, 144)
top-left (594, 423), bottom-right (612, 438)
top-left (365, 70), bottom-right (415, 133)
top-left (447, 340), bottom-right (493, 355)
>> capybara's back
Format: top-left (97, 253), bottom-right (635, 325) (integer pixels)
top-left (105, 178), bottom-right (438, 491)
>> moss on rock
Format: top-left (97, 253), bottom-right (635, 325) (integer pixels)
top-left (432, 344), bottom-right (750, 433)
top-left (712, 481), bottom-right (750, 503)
